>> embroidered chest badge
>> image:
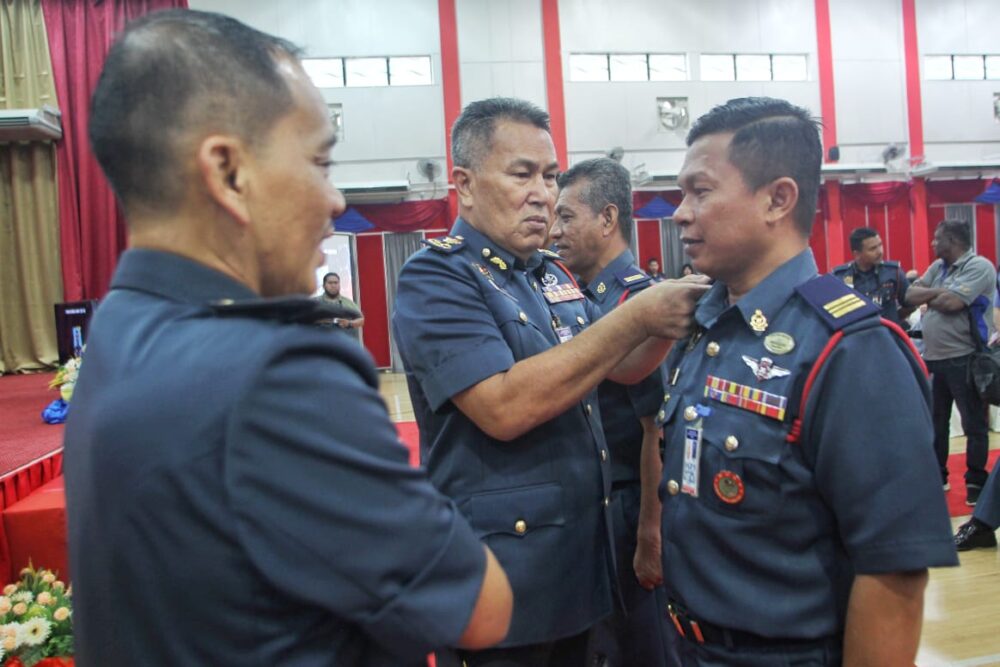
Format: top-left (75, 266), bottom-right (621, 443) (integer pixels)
top-left (741, 355), bottom-right (791, 381)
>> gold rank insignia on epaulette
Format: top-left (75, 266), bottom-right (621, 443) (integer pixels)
top-left (422, 235), bottom-right (465, 253)
top-left (210, 297), bottom-right (351, 325)
top-left (823, 293), bottom-right (866, 318)
top-left (539, 248), bottom-right (562, 259)
top-left (796, 273), bottom-right (879, 330)
top-left (489, 256), bottom-right (508, 271)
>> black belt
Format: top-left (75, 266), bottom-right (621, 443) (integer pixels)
top-left (667, 600), bottom-right (838, 650)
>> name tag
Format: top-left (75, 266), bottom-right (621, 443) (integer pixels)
top-left (682, 424), bottom-right (702, 497)
top-left (541, 284), bottom-right (584, 303)
top-left (554, 325), bottom-right (573, 343)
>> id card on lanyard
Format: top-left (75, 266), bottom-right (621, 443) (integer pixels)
top-left (682, 404), bottom-right (711, 497)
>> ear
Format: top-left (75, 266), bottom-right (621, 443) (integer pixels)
top-left (601, 204), bottom-right (619, 238)
top-left (763, 176), bottom-right (799, 225)
top-left (453, 166), bottom-right (474, 208)
top-left (197, 135), bottom-right (252, 226)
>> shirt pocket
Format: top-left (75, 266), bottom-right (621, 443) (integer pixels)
top-left (698, 410), bottom-right (789, 520)
top-left (461, 482), bottom-right (566, 540)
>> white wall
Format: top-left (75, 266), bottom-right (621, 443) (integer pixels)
top-left (456, 0), bottom-right (547, 109)
top-left (917, 0), bottom-right (1000, 164)
top-left (560, 0), bottom-right (820, 177)
top-left (187, 0), bottom-right (447, 188)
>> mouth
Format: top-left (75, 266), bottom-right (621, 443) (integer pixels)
top-left (523, 216), bottom-right (549, 230)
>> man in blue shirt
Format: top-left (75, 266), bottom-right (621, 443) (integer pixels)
top-left (550, 157), bottom-right (674, 667)
top-left (65, 10), bottom-right (512, 665)
top-left (657, 97), bottom-right (957, 666)
top-left (831, 227), bottom-right (912, 326)
top-left (393, 98), bottom-right (707, 667)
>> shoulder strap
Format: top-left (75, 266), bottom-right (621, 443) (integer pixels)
top-left (796, 274), bottom-right (880, 331)
top-left (422, 235), bottom-right (465, 253)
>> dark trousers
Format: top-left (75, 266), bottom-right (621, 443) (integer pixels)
top-left (437, 630), bottom-right (590, 667)
top-left (673, 631), bottom-right (843, 667)
top-left (587, 483), bottom-right (677, 667)
top-left (928, 356), bottom-right (990, 488)
top-left (974, 460), bottom-right (1000, 528)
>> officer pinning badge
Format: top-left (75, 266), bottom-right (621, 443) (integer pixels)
top-left (749, 309), bottom-right (768, 333)
top-left (542, 272), bottom-right (559, 287)
top-left (763, 332), bottom-right (795, 355)
top-left (704, 375), bottom-right (788, 421)
top-left (741, 355), bottom-right (791, 381)
top-left (596, 282), bottom-right (607, 294)
top-left (713, 470), bottom-right (745, 504)
top-left (489, 256), bottom-right (508, 271)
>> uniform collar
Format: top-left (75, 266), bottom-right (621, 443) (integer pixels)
top-left (582, 249), bottom-right (637, 304)
top-left (850, 260), bottom-right (878, 276)
top-left (696, 248), bottom-right (818, 332)
top-left (451, 218), bottom-right (544, 278)
top-left (110, 248), bottom-right (258, 305)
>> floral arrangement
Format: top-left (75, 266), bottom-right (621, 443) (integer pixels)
top-left (0, 565), bottom-right (72, 667)
top-left (47, 357), bottom-right (81, 404)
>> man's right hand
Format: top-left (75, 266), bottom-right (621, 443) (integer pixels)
top-left (630, 275), bottom-right (711, 340)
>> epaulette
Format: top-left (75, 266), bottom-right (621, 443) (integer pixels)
top-left (830, 263), bottom-right (851, 275)
top-left (796, 274), bottom-right (879, 331)
top-left (209, 297), bottom-right (356, 325)
top-left (539, 248), bottom-right (562, 260)
top-left (422, 235), bottom-right (465, 253)
top-left (614, 268), bottom-right (651, 291)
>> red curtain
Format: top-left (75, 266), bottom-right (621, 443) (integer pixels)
top-left (42, 0), bottom-right (188, 301)
top-left (353, 200), bottom-right (451, 233)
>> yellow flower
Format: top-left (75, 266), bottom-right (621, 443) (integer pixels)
top-left (41, 573), bottom-right (56, 585)
top-left (1, 636), bottom-right (15, 652)
top-left (12, 603), bottom-right (26, 616)
top-left (53, 607), bottom-right (70, 622)
top-left (36, 592), bottom-right (52, 606)
top-left (52, 581), bottom-right (65, 592)
top-left (0, 598), bottom-right (10, 614)
top-left (18, 567), bottom-right (32, 577)
top-left (1, 585), bottom-right (15, 597)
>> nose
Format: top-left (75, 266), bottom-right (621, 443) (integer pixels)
top-left (527, 173), bottom-right (554, 207)
top-left (673, 194), bottom-right (693, 226)
top-left (330, 185), bottom-right (346, 218)
top-left (550, 218), bottom-right (564, 239)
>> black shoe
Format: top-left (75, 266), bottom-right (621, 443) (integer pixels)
top-left (966, 484), bottom-right (982, 506)
top-left (954, 519), bottom-right (997, 551)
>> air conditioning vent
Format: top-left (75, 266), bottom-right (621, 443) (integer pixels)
top-left (0, 105), bottom-right (63, 143)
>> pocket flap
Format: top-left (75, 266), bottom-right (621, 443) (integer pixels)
top-left (463, 483), bottom-right (566, 538)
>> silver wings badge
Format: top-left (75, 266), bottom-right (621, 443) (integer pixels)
top-left (742, 355), bottom-right (791, 381)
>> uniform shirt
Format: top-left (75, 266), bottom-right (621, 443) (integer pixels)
top-left (65, 249), bottom-right (487, 667)
top-left (657, 249), bottom-right (957, 639)
top-left (831, 260), bottom-right (909, 325)
top-left (393, 218), bottom-right (615, 647)
top-left (581, 249), bottom-right (664, 483)
top-left (916, 249), bottom-right (996, 360)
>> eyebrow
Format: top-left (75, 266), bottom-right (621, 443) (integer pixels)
top-left (507, 158), bottom-right (560, 172)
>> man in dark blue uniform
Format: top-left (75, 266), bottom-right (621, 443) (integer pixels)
top-left (393, 98), bottom-right (707, 667)
top-left (657, 97), bottom-right (957, 666)
top-left (63, 11), bottom-right (513, 666)
top-left (550, 157), bottom-right (674, 667)
top-left (831, 227), bottom-right (912, 326)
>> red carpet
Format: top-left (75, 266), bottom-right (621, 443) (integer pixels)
top-left (945, 448), bottom-right (1000, 518)
top-left (0, 372), bottom-right (63, 477)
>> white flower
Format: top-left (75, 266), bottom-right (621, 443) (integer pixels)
top-left (9, 591), bottom-right (32, 604)
top-left (0, 623), bottom-right (18, 639)
top-left (0, 635), bottom-right (13, 652)
top-left (20, 618), bottom-right (50, 646)
top-left (1, 585), bottom-right (16, 597)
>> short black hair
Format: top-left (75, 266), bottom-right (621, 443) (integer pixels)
top-left (89, 9), bottom-right (303, 215)
top-left (937, 219), bottom-right (972, 249)
top-left (451, 97), bottom-right (550, 169)
top-left (849, 227), bottom-right (879, 253)
top-left (557, 158), bottom-right (633, 242)
top-left (323, 272), bottom-right (340, 282)
top-left (687, 97), bottom-right (822, 236)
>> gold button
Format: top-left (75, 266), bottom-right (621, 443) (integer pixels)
top-left (482, 248), bottom-right (492, 258)
top-left (519, 311), bottom-right (527, 323)
top-left (706, 341), bottom-right (720, 357)
top-left (725, 435), bottom-right (739, 451)
top-left (601, 449), bottom-right (608, 461)
top-left (657, 409), bottom-right (665, 421)
top-left (533, 281), bottom-right (538, 290)
top-left (586, 404), bottom-right (592, 415)
top-left (664, 393), bottom-right (670, 401)
top-left (667, 480), bottom-right (680, 495)
top-left (603, 497), bottom-right (610, 507)
top-left (577, 316), bottom-right (585, 325)
top-left (683, 406), bottom-right (698, 421)
top-left (514, 519), bottom-right (527, 534)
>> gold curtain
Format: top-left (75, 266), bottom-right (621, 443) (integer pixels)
top-left (0, 0), bottom-right (62, 373)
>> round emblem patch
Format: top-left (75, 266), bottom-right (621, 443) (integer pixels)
top-left (542, 272), bottom-right (559, 287)
top-left (713, 470), bottom-right (745, 504)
